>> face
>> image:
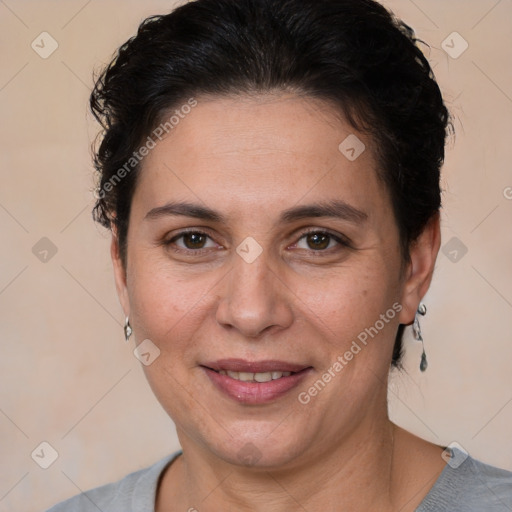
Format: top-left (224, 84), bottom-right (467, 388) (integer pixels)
top-left (112, 93), bottom-right (438, 469)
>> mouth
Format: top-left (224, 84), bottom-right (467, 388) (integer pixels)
top-left (201, 359), bottom-right (313, 404)
top-left (211, 369), bottom-right (294, 382)
top-left (202, 358), bottom-right (309, 381)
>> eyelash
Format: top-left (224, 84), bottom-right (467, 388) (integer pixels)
top-left (163, 228), bottom-right (351, 256)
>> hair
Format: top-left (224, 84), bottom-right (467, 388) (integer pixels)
top-left (90, 0), bottom-right (451, 368)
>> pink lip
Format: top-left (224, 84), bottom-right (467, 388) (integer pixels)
top-left (201, 359), bottom-right (313, 405)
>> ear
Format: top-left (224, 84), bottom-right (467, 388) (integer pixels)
top-left (111, 231), bottom-right (130, 318)
top-left (398, 212), bottom-right (441, 325)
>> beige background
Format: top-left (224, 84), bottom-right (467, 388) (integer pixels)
top-left (0, 0), bottom-right (511, 510)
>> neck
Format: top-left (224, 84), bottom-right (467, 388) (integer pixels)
top-left (157, 417), bottom-right (424, 512)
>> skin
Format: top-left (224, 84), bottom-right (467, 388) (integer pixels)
top-left (111, 93), bottom-right (445, 511)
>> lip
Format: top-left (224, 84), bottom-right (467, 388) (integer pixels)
top-left (201, 359), bottom-right (313, 405)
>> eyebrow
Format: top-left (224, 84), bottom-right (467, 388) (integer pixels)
top-left (280, 200), bottom-right (367, 224)
top-left (144, 199), bottom-right (367, 225)
top-left (145, 202), bottom-right (224, 222)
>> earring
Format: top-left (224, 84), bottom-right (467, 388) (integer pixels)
top-left (412, 303), bottom-right (428, 372)
top-left (124, 317), bottom-right (132, 342)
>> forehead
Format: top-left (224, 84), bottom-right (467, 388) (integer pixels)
top-left (149, 93), bottom-right (370, 161)
top-left (132, 93), bottom-right (385, 218)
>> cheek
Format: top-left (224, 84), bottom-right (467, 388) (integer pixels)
top-left (304, 263), bottom-right (396, 315)
top-left (125, 256), bottom-right (218, 417)
top-left (292, 263), bottom-right (401, 360)
top-left (126, 252), bottom-right (208, 346)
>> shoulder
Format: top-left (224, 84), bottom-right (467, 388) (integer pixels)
top-left (45, 451), bottom-right (182, 512)
top-left (417, 447), bottom-right (512, 511)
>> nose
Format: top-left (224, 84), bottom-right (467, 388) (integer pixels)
top-left (215, 248), bottom-right (294, 338)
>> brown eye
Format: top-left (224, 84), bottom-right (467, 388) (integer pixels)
top-left (293, 230), bottom-right (349, 252)
top-left (181, 232), bottom-right (208, 249)
top-left (306, 233), bottom-right (330, 250)
top-left (300, 232), bottom-right (336, 251)
top-left (167, 231), bottom-right (218, 252)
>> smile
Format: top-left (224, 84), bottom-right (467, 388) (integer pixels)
top-left (201, 360), bottom-right (312, 404)
top-left (213, 370), bottom-right (293, 382)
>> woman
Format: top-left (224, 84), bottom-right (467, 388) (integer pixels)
top-left (48, 0), bottom-right (512, 510)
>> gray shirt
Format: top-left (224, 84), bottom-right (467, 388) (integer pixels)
top-left (46, 448), bottom-right (512, 511)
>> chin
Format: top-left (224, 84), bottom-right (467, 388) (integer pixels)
top-left (202, 422), bottom-right (310, 470)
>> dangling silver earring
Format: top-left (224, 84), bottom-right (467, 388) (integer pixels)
top-left (412, 303), bottom-right (428, 371)
top-left (124, 317), bottom-right (132, 342)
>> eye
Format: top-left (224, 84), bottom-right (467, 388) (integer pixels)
top-left (293, 230), bottom-right (349, 251)
top-left (167, 231), bottom-right (218, 251)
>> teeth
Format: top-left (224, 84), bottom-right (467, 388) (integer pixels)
top-left (254, 372), bottom-right (272, 382)
top-left (217, 370), bottom-right (293, 382)
top-left (274, 371), bottom-right (291, 379)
